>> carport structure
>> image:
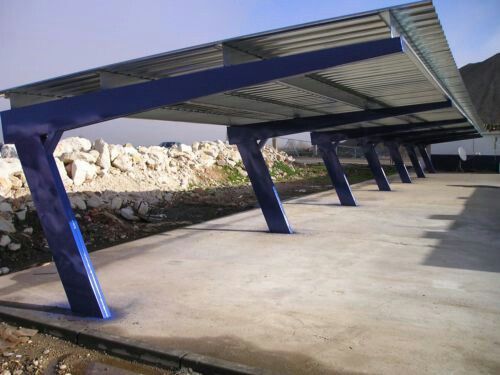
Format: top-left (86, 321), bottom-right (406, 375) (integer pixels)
top-left (0, 0), bottom-right (485, 318)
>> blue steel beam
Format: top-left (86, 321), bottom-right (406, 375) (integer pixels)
top-left (385, 142), bottom-right (412, 183)
top-left (311, 119), bottom-right (467, 141)
top-left (412, 133), bottom-right (480, 145)
top-left (15, 134), bottom-right (111, 318)
top-left (237, 141), bottom-right (292, 234)
top-left (398, 130), bottom-right (478, 144)
top-left (380, 126), bottom-right (473, 142)
top-left (227, 100), bottom-right (452, 144)
top-left (1, 37), bottom-right (405, 143)
top-left (312, 138), bottom-right (357, 206)
top-left (362, 142), bottom-right (391, 191)
top-left (404, 144), bottom-right (426, 178)
top-left (417, 145), bottom-right (436, 173)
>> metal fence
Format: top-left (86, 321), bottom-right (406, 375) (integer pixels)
top-left (279, 137), bottom-right (389, 158)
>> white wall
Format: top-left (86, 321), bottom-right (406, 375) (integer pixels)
top-left (431, 135), bottom-right (500, 156)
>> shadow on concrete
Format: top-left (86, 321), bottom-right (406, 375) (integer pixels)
top-left (422, 184), bottom-right (500, 273)
top-left (0, 300), bottom-right (73, 316)
top-left (448, 184), bottom-right (500, 190)
top-left (123, 331), bottom-right (364, 375)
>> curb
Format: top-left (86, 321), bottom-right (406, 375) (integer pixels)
top-left (0, 307), bottom-right (270, 375)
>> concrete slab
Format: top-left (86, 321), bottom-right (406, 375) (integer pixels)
top-left (0, 173), bottom-right (499, 374)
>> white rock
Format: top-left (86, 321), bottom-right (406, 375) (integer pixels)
top-left (54, 137), bottom-right (92, 157)
top-left (70, 160), bottom-right (95, 186)
top-left (0, 202), bottom-right (13, 213)
top-left (59, 151), bottom-right (96, 165)
top-left (8, 242), bottom-right (21, 251)
top-left (89, 149), bottom-right (100, 159)
top-left (109, 144), bottom-right (124, 161)
top-left (112, 154), bottom-right (133, 172)
top-left (120, 207), bottom-right (139, 221)
top-left (0, 177), bottom-right (12, 197)
top-left (137, 201), bottom-right (149, 216)
top-left (0, 235), bottom-right (11, 247)
top-left (110, 197), bottom-right (123, 210)
top-left (203, 148), bottom-right (219, 158)
top-left (1, 144), bottom-right (17, 158)
top-left (179, 144), bottom-right (192, 153)
top-left (87, 196), bottom-right (103, 208)
top-left (54, 158), bottom-right (73, 186)
top-left (94, 139), bottom-right (111, 170)
top-left (0, 159), bottom-right (23, 179)
top-left (9, 175), bottom-right (22, 189)
top-left (0, 217), bottom-right (15, 233)
top-left (23, 227), bottom-right (33, 234)
top-left (0, 267), bottom-right (9, 275)
top-left (70, 196), bottom-right (87, 210)
top-left (15, 209), bottom-right (27, 221)
top-left (123, 145), bottom-right (139, 156)
top-left (198, 153), bottom-right (216, 167)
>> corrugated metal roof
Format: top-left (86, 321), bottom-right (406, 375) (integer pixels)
top-left (0, 0), bottom-right (484, 136)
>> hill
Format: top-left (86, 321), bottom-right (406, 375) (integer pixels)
top-left (460, 53), bottom-right (500, 130)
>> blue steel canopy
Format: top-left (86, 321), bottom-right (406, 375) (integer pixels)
top-left (0, 0), bottom-right (484, 139)
top-left (0, 0), bottom-right (485, 319)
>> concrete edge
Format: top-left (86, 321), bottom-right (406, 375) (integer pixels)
top-left (0, 306), bottom-right (271, 375)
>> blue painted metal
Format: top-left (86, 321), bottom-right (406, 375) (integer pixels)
top-left (362, 142), bottom-right (391, 191)
top-left (227, 100), bottom-right (452, 144)
top-left (399, 131), bottom-right (478, 145)
top-left (236, 141), bottom-right (292, 234)
top-left (258, 138), bottom-right (269, 150)
top-left (15, 134), bottom-right (111, 318)
top-left (311, 119), bottom-right (466, 140)
top-left (417, 145), bottom-right (436, 173)
top-left (404, 134), bottom-right (479, 146)
top-left (315, 141), bottom-right (357, 206)
top-left (385, 142), bottom-right (412, 183)
top-left (1, 37), bottom-right (405, 143)
top-left (382, 126), bottom-right (473, 142)
top-left (404, 144), bottom-right (425, 178)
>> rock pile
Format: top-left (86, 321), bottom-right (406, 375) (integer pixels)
top-left (0, 137), bottom-right (294, 270)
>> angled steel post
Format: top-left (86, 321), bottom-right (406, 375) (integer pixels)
top-left (318, 142), bottom-right (357, 206)
top-left (15, 134), bottom-right (111, 318)
top-left (362, 142), bottom-right (391, 191)
top-left (310, 133), bottom-right (356, 206)
top-left (417, 144), bottom-right (436, 173)
top-left (236, 140), bottom-right (292, 234)
top-left (385, 142), bottom-right (411, 183)
top-left (405, 144), bottom-right (426, 178)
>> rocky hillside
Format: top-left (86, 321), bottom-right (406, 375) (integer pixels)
top-left (460, 53), bottom-right (500, 130)
top-left (0, 138), bottom-right (295, 275)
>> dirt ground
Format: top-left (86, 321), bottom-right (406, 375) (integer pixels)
top-left (0, 322), bottom-right (186, 375)
top-left (0, 163), bottom-right (383, 274)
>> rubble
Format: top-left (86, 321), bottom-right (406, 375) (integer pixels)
top-left (0, 136), bottom-right (296, 275)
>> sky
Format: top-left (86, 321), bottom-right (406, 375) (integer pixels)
top-left (1, 0), bottom-right (499, 146)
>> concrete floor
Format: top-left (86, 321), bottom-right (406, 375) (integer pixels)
top-left (1, 173), bottom-right (499, 374)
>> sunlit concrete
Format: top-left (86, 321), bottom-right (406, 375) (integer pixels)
top-left (1, 173), bottom-right (499, 374)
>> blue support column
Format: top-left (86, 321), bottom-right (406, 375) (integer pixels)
top-left (316, 142), bottom-right (357, 206)
top-left (417, 144), bottom-right (436, 173)
top-left (362, 142), bottom-right (391, 191)
top-left (236, 141), bottom-right (293, 234)
top-left (385, 142), bottom-right (411, 183)
top-left (405, 144), bottom-right (426, 178)
top-left (15, 134), bottom-right (111, 319)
